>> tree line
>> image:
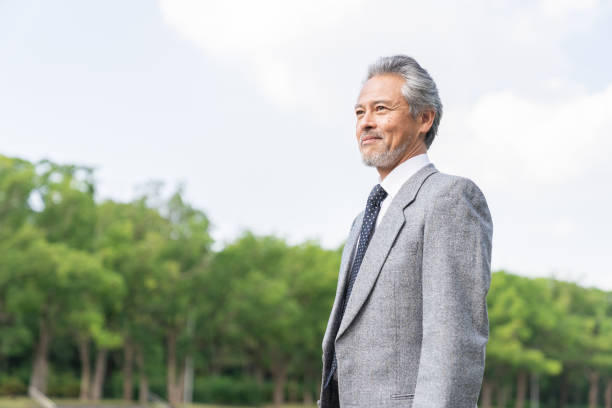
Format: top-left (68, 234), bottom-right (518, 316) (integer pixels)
top-left (0, 153), bottom-right (610, 408)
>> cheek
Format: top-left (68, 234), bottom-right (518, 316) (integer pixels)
top-left (380, 116), bottom-right (399, 133)
top-left (380, 121), bottom-right (397, 141)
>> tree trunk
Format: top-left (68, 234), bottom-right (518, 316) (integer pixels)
top-left (210, 344), bottom-right (222, 375)
top-left (589, 371), bottom-right (600, 408)
top-left (288, 381), bottom-right (298, 402)
top-left (166, 331), bottom-right (179, 406)
top-left (78, 338), bottom-right (91, 400)
top-left (90, 348), bottom-right (108, 401)
top-left (574, 381), bottom-right (584, 405)
top-left (122, 341), bottom-right (134, 401)
top-left (496, 382), bottom-right (510, 408)
top-left (604, 378), bottom-right (612, 408)
top-left (515, 371), bottom-right (527, 408)
top-left (30, 319), bottom-right (51, 394)
top-left (175, 359), bottom-right (186, 404)
top-left (272, 361), bottom-right (288, 407)
top-left (530, 372), bottom-right (539, 408)
top-left (183, 355), bottom-right (193, 404)
top-left (182, 313), bottom-right (194, 404)
top-left (303, 373), bottom-right (313, 405)
top-left (255, 366), bottom-right (264, 386)
top-left (560, 371), bottom-right (569, 408)
top-left (136, 348), bottom-right (149, 405)
top-left (303, 388), bottom-right (314, 405)
top-left (480, 378), bottom-right (493, 408)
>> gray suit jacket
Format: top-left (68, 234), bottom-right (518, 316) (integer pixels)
top-left (318, 164), bottom-right (493, 408)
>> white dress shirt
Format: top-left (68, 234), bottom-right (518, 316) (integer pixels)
top-left (376, 153), bottom-right (431, 228)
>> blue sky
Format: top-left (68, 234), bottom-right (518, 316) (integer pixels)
top-left (1, 0), bottom-right (611, 288)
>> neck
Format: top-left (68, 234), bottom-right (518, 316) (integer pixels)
top-left (377, 144), bottom-right (427, 181)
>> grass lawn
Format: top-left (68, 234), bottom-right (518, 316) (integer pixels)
top-left (0, 398), bottom-right (34, 408)
top-left (0, 397), bottom-right (317, 408)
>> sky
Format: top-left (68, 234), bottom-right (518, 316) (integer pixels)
top-left (1, 0), bottom-right (611, 288)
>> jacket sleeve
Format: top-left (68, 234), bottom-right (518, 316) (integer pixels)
top-left (412, 177), bottom-right (493, 408)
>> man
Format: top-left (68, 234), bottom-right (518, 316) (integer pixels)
top-left (318, 55), bottom-right (493, 408)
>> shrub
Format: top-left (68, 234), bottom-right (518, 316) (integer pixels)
top-left (47, 372), bottom-right (79, 398)
top-left (0, 377), bottom-right (27, 396)
top-left (193, 375), bottom-right (268, 405)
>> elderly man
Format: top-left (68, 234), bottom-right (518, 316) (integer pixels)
top-left (318, 55), bottom-right (493, 408)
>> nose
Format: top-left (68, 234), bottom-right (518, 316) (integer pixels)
top-left (358, 108), bottom-right (376, 133)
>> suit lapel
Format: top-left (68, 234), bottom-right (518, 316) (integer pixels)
top-left (336, 164), bottom-right (438, 341)
top-left (322, 211), bottom-right (364, 353)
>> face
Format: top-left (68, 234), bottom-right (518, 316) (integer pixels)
top-left (355, 74), bottom-right (431, 174)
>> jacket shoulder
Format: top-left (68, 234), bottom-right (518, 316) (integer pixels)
top-left (421, 170), bottom-right (493, 233)
top-left (422, 170), bottom-right (488, 202)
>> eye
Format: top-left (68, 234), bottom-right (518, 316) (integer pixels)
top-left (375, 105), bottom-right (387, 111)
top-left (355, 109), bottom-right (364, 116)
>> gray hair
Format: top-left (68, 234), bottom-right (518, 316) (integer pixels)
top-left (366, 55), bottom-right (443, 149)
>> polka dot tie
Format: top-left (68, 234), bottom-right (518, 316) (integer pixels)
top-left (324, 184), bottom-right (388, 389)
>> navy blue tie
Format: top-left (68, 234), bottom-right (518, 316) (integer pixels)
top-left (324, 184), bottom-right (388, 389)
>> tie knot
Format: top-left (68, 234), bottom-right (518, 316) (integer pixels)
top-left (367, 184), bottom-right (387, 207)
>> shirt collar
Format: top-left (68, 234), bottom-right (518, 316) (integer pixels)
top-left (380, 153), bottom-right (431, 199)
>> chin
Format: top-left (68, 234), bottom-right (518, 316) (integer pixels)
top-left (361, 147), bottom-right (404, 169)
top-left (361, 154), bottom-right (385, 168)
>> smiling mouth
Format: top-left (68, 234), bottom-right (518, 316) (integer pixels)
top-left (361, 137), bottom-right (382, 145)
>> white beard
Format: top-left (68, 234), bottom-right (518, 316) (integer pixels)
top-left (360, 136), bottom-right (410, 169)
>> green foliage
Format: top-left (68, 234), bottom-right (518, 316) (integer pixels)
top-left (211, 232), bottom-right (340, 390)
top-left (35, 160), bottom-right (97, 251)
top-left (487, 271), bottom-right (562, 375)
top-left (0, 155), bottom-right (36, 236)
top-left (193, 376), bottom-right (268, 405)
top-left (3, 152), bottom-right (612, 407)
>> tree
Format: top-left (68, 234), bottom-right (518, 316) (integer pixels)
top-left (95, 197), bottom-right (167, 402)
top-left (0, 155), bottom-right (38, 374)
top-left (2, 224), bottom-right (122, 393)
top-left (150, 189), bottom-right (213, 405)
top-left (485, 271), bottom-right (562, 408)
top-left (283, 242), bottom-right (341, 403)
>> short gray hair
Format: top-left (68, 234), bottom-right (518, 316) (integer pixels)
top-left (366, 55), bottom-right (442, 149)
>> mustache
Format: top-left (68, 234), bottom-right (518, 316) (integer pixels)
top-left (360, 131), bottom-right (383, 142)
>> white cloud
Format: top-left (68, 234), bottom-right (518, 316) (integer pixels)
top-left (430, 81), bottom-right (612, 191)
top-left (158, 0), bottom-right (365, 117)
top-left (159, 0), bottom-right (362, 54)
top-left (158, 0), bottom-right (605, 119)
top-left (551, 218), bottom-right (576, 237)
top-left (475, 84), bottom-right (611, 186)
top-left (539, 0), bottom-right (601, 19)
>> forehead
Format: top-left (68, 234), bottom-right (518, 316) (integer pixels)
top-left (357, 74), bottom-right (406, 105)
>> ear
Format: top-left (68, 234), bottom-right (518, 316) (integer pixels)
top-left (418, 109), bottom-right (435, 136)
